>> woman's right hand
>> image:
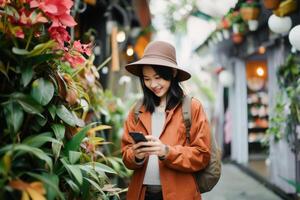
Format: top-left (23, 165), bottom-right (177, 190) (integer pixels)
top-left (132, 141), bottom-right (150, 160)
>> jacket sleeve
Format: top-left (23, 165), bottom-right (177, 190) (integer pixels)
top-left (121, 109), bottom-right (145, 170)
top-left (162, 99), bottom-right (211, 172)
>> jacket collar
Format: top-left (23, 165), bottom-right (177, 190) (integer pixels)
top-left (137, 102), bottom-right (182, 135)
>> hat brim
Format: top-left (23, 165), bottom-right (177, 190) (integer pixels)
top-left (125, 57), bottom-right (191, 82)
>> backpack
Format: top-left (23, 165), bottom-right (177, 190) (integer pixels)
top-left (182, 96), bottom-right (222, 193)
top-left (133, 96), bottom-right (221, 193)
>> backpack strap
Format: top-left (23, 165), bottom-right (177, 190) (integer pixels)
top-left (182, 95), bottom-right (192, 144)
top-left (134, 99), bottom-right (143, 124)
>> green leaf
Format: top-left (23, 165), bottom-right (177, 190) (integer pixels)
top-left (27, 40), bottom-right (56, 57)
top-left (56, 105), bottom-right (76, 126)
top-left (3, 102), bottom-right (24, 134)
top-left (52, 142), bottom-right (62, 161)
top-left (69, 151), bottom-right (82, 164)
top-left (22, 132), bottom-right (61, 148)
top-left (31, 78), bottom-right (54, 106)
top-left (36, 114), bottom-right (47, 127)
top-left (63, 123), bottom-right (95, 154)
top-left (48, 104), bottom-right (56, 120)
top-left (0, 60), bottom-right (9, 80)
top-left (0, 144), bottom-right (53, 171)
top-left (64, 177), bottom-right (80, 195)
top-left (94, 162), bottom-right (117, 174)
top-left (60, 158), bottom-right (83, 185)
top-left (21, 65), bottom-right (33, 87)
top-left (27, 172), bottom-right (65, 200)
top-left (43, 173), bottom-right (60, 200)
top-left (29, 53), bottom-right (57, 66)
top-left (11, 92), bottom-right (44, 114)
top-left (83, 177), bottom-right (106, 196)
top-left (81, 162), bottom-right (116, 174)
top-left (51, 124), bottom-right (65, 140)
top-left (12, 47), bottom-right (29, 55)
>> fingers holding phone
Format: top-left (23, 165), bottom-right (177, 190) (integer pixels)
top-left (129, 132), bottom-right (150, 160)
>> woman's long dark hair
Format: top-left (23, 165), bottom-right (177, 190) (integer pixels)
top-left (139, 65), bottom-right (184, 113)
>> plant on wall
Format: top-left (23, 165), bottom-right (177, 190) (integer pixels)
top-left (0, 0), bottom-right (123, 199)
top-left (266, 54), bottom-right (300, 153)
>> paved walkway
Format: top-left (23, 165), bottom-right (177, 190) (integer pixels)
top-left (202, 163), bottom-right (283, 200)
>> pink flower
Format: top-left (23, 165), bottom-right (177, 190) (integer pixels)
top-left (19, 10), bottom-right (48, 26)
top-left (73, 40), bottom-right (92, 56)
top-left (48, 26), bottom-right (70, 48)
top-left (0, 0), bottom-right (10, 7)
top-left (14, 26), bottom-right (25, 39)
top-left (30, 0), bottom-right (77, 28)
top-left (63, 52), bottom-right (86, 68)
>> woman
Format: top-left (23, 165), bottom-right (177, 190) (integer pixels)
top-left (121, 41), bottom-right (211, 200)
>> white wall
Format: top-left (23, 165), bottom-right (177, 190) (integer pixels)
top-left (230, 58), bottom-right (249, 164)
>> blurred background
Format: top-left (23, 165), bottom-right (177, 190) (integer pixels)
top-left (1, 0), bottom-right (300, 199)
top-left (72, 0), bottom-right (300, 199)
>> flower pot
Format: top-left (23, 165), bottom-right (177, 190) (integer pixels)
top-left (248, 20), bottom-right (259, 31)
top-left (273, 0), bottom-right (297, 17)
top-left (240, 7), bottom-right (260, 21)
top-left (263, 0), bottom-right (281, 9)
top-left (232, 33), bottom-right (244, 44)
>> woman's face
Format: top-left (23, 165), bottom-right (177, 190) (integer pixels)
top-left (142, 65), bottom-right (171, 99)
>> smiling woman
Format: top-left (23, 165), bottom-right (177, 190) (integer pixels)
top-left (121, 41), bottom-right (212, 200)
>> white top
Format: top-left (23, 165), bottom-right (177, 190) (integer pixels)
top-left (143, 107), bottom-right (165, 185)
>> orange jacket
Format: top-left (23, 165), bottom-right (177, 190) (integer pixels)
top-left (121, 98), bottom-right (211, 200)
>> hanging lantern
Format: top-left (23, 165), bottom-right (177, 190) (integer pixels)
top-left (248, 20), bottom-right (259, 31)
top-left (268, 14), bottom-right (292, 34)
top-left (219, 70), bottom-right (234, 87)
top-left (288, 25), bottom-right (300, 51)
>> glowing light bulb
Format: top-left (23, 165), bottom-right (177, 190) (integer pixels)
top-left (116, 31), bottom-right (126, 43)
top-left (126, 46), bottom-right (134, 56)
top-left (256, 67), bottom-right (264, 76)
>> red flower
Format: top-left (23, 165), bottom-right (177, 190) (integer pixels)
top-left (30, 0), bottom-right (77, 28)
top-left (48, 26), bottom-right (70, 48)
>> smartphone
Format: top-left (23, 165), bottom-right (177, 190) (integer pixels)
top-left (129, 132), bottom-right (148, 143)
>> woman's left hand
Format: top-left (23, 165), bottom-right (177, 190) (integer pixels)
top-left (144, 135), bottom-right (169, 158)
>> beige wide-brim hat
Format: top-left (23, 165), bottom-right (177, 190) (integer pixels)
top-left (125, 41), bottom-right (191, 82)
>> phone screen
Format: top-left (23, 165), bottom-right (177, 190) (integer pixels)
top-left (129, 132), bottom-right (147, 143)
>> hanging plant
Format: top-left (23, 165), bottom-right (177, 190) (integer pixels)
top-left (240, 0), bottom-right (261, 21)
top-left (266, 54), bottom-right (300, 153)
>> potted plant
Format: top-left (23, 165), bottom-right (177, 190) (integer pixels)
top-left (0, 0), bottom-right (123, 199)
top-left (263, 0), bottom-right (281, 10)
top-left (240, 0), bottom-right (261, 21)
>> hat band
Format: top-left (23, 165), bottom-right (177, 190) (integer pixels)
top-left (143, 54), bottom-right (177, 65)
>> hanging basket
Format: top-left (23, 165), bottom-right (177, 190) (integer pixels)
top-left (263, 0), bottom-right (281, 9)
top-left (273, 0), bottom-right (297, 17)
top-left (240, 7), bottom-right (260, 21)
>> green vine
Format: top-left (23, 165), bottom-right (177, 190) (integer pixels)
top-left (266, 54), bottom-right (300, 152)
